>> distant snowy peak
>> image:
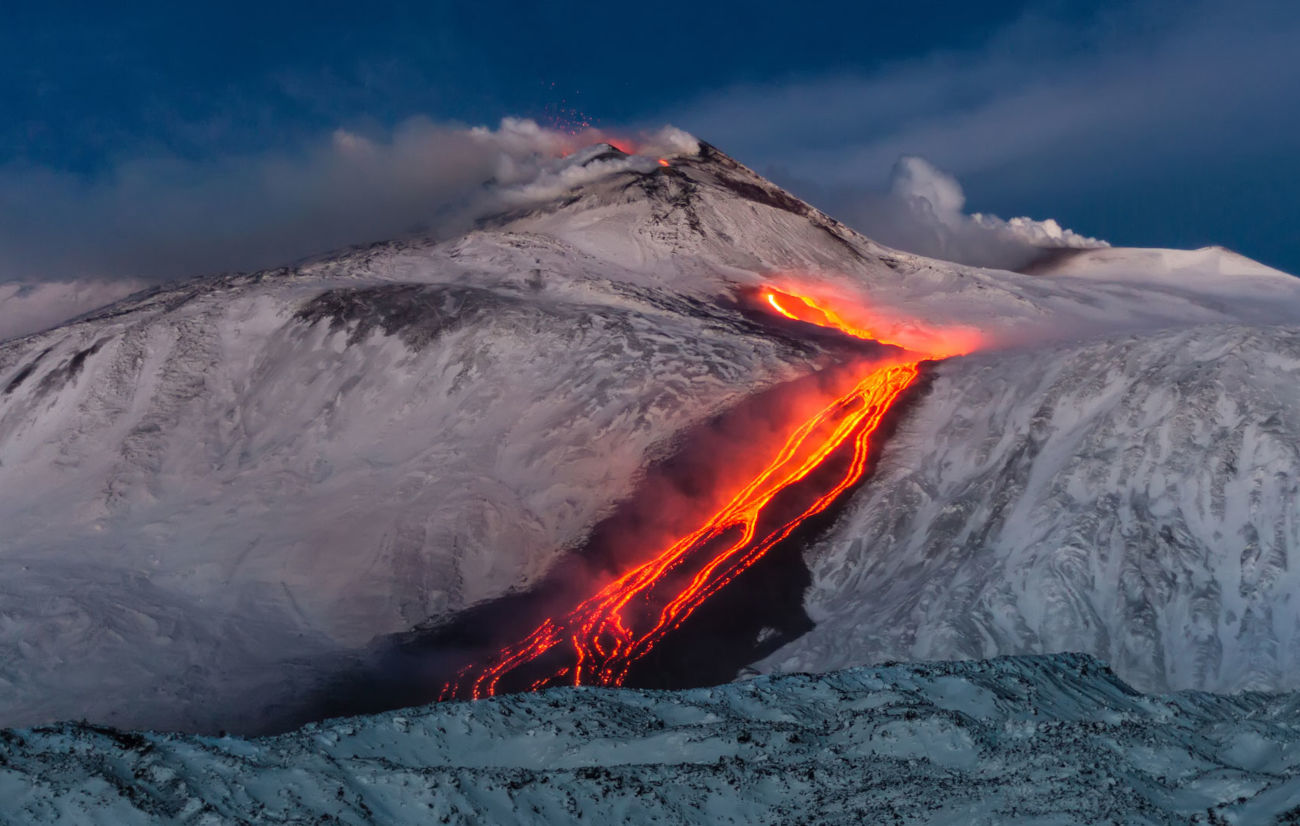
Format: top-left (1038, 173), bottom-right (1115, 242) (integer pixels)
top-left (480, 143), bottom-right (1300, 343)
top-left (1023, 244), bottom-right (1294, 281)
top-left (480, 139), bottom-right (872, 273)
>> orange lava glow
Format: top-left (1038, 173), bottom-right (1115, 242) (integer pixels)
top-left (761, 287), bottom-right (898, 346)
top-left (441, 287), bottom-right (955, 700)
top-left (760, 286), bottom-right (979, 357)
top-left (658, 158), bottom-right (670, 167)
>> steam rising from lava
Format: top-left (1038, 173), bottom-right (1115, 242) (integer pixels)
top-left (440, 285), bottom-right (969, 700)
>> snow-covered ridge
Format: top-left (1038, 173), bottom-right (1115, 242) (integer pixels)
top-left (767, 323), bottom-right (1300, 694)
top-left (1025, 244), bottom-right (1292, 280)
top-left (5, 653), bottom-right (1300, 824)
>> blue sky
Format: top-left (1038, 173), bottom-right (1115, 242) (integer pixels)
top-left (3, 0), bottom-right (1298, 280)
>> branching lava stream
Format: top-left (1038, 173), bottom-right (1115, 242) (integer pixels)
top-left (440, 287), bottom-right (946, 700)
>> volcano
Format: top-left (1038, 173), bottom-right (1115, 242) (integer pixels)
top-left (3, 140), bottom-right (1300, 735)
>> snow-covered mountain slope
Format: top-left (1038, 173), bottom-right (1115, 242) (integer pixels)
top-left (766, 324), bottom-right (1300, 694)
top-left (2, 137), bottom-right (1300, 733)
top-left (7, 654), bottom-right (1300, 825)
top-left (0, 254), bottom-right (822, 732)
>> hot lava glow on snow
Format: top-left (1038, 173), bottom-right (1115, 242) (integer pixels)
top-left (440, 287), bottom-right (958, 700)
top-left (760, 287), bottom-right (979, 358)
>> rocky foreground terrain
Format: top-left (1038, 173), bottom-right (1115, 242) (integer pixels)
top-left (4, 654), bottom-right (1300, 824)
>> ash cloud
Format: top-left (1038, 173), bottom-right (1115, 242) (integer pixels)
top-left (831, 155), bottom-right (1107, 270)
top-left (0, 118), bottom-right (697, 340)
top-left (0, 118), bottom-right (697, 287)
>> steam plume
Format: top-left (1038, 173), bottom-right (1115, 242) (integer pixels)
top-left (0, 119), bottom-right (697, 288)
top-left (821, 155), bottom-right (1107, 270)
top-left (0, 119), bottom-right (698, 340)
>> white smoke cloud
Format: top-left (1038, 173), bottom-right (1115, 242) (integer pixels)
top-left (501, 126), bottom-right (701, 205)
top-left (824, 155), bottom-right (1106, 270)
top-left (0, 119), bottom-right (700, 289)
top-left (891, 156), bottom-right (966, 217)
top-left (638, 126), bottom-right (703, 158)
top-left (0, 280), bottom-right (147, 342)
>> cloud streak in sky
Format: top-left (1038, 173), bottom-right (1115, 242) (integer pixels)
top-left (4, 0), bottom-right (1296, 314)
top-left (664, 0), bottom-right (1300, 255)
top-left (0, 117), bottom-right (702, 339)
top-left (0, 118), bottom-right (693, 290)
top-left (0, 118), bottom-right (516, 284)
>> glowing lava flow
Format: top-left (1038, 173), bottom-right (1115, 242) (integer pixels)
top-left (441, 289), bottom-right (929, 700)
top-left (762, 287), bottom-right (900, 346)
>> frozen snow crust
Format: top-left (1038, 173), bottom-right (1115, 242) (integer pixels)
top-left (3, 141), bottom-right (1300, 733)
top-left (6, 653), bottom-right (1300, 824)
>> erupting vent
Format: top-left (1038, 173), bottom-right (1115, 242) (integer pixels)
top-left (441, 287), bottom-right (947, 700)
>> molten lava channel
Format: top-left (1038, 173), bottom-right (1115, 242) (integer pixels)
top-left (441, 288), bottom-right (938, 700)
